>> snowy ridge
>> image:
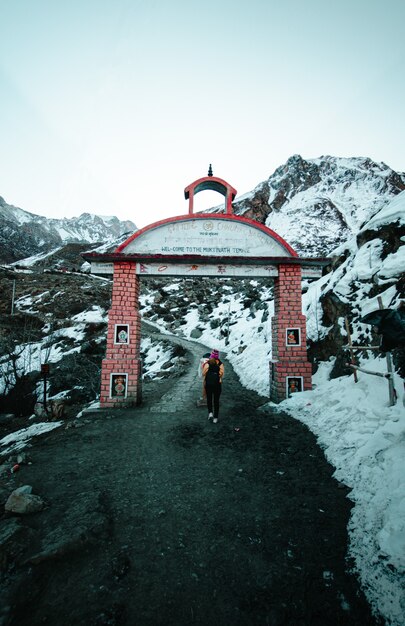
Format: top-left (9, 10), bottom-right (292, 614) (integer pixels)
top-left (226, 155), bottom-right (405, 256)
top-left (42, 213), bottom-right (136, 244)
top-left (0, 195), bottom-right (137, 264)
top-left (0, 197), bottom-right (136, 243)
top-left (264, 156), bottom-right (404, 255)
top-left (360, 190), bottom-right (405, 232)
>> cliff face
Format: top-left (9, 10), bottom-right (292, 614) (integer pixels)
top-left (228, 155), bottom-right (405, 256)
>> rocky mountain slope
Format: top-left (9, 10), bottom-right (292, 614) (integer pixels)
top-left (211, 155), bottom-right (405, 256)
top-left (0, 196), bottom-right (136, 264)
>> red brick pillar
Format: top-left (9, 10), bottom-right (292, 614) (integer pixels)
top-left (100, 261), bottom-right (142, 408)
top-left (270, 264), bottom-right (312, 402)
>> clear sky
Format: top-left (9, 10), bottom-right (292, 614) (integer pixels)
top-left (1, 0), bottom-right (404, 228)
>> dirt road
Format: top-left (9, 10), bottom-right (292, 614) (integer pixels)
top-left (0, 333), bottom-right (379, 625)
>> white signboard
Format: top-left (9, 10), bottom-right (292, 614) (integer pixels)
top-left (136, 262), bottom-right (279, 277)
top-left (91, 262), bottom-right (114, 275)
top-left (89, 261), bottom-right (323, 279)
top-left (301, 267), bottom-right (323, 279)
top-left (121, 218), bottom-right (292, 258)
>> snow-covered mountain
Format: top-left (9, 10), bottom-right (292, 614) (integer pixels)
top-left (0, 196), bottom-right (136, 263)
top-left (213, 155), bottom-right (405, 256)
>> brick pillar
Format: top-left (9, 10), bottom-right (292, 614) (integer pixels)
top-left (100, 262), bottom-right (142, 408)
top-left (270, 264), bottom-right (312, 402)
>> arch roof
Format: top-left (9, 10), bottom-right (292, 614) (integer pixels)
top-left (184, 176), bottom-right (237, 201)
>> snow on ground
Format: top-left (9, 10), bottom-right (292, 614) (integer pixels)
top-left (271, 358), bottom-right (405, 625)
top-left (0, 422), bottom-right (62, 455)
top-left (140, 336), bottom-right (175, 378)
top-left (0, 325), bottom-right (87, 395)
top-left (72, 306), bottom-right (107, 324)
top-left (359, 189), bottom-right (405, 231)
top-left (11, 247), bottom-right (64, 267)
top-left (162, 282), bottom-right (181, 292)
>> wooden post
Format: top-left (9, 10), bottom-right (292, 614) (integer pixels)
top-left (11, 279), bottom-right (16, 315)
top-left (41, 364), bottom-right (50, 413)
top-left (346, 363), bottom-right (391, 378)
top-left (345, 317), bottom-right (358, 383)
top-left (377, 297), bottom-right (396, 406)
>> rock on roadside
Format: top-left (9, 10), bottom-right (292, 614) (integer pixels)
top-left (5, 487), bottom-right (45, 514)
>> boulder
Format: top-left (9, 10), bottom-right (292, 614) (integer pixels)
top-left (190, 328), bottom-right (203, 339)
top-left (5, 491), bottom-right (45, 514)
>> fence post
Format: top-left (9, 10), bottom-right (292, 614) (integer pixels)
top-left (377, 297), bottom-right (396, 406)
top-left (345, 317), bottom-right (358, 383)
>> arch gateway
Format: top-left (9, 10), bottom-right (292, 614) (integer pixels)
top-left (83, 173), bottom-right (329, 408)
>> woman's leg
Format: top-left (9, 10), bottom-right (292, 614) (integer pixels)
top-left (213, 384), bottom-right (222, 419)
top-left (205, 384), bottom-right (214, 415)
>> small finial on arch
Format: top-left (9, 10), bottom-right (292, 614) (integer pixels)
top-left (208, 164), bottom-right (213, 177)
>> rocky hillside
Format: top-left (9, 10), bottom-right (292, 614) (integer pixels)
top-left (303, 190), bottom-right (405, 376)
top-left (212, 155), bottom-right (405, 256)
top-left (0, 196), bottom-right (136, 264)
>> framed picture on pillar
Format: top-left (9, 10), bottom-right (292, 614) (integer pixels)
top-left (286, 376), bottom-right (303, 397)
top-left (110, 373), bottom-right (128, 398)
top-left (114, 324), bottom-right (129, 344)
top-left (286, 328), bottom-right (301, 346)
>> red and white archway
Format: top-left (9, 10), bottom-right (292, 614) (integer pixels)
top-left (84, 173), bottom-right (328, 407)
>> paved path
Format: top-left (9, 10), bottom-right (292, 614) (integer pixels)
top-left (143, 324), bottom-right (210, 414)
top-left (3, 326), bottom-right (379, 626)
top-left (142, 321), bottom-right (266, 417)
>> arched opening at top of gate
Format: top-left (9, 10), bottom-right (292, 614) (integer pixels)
top-left (184, 175), bottom-right (237, 215)
top-left (188, 189), bottom-right (227, 215)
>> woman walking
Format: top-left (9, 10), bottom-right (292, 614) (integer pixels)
top-left (203, 350), bottom-right (224, 423)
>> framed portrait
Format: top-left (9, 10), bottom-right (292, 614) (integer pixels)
top-left (114, 324), bottom-right (129, 344)
top-left (110, 373), bottom-right (128, 398)
top-left (286, 376), bottom-right (303, 397)
top-left (286, 328), bottom-right (301, 347)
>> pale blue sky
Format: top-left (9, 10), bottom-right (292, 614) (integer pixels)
top-left (1, 0), bottom-right (404, 227)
